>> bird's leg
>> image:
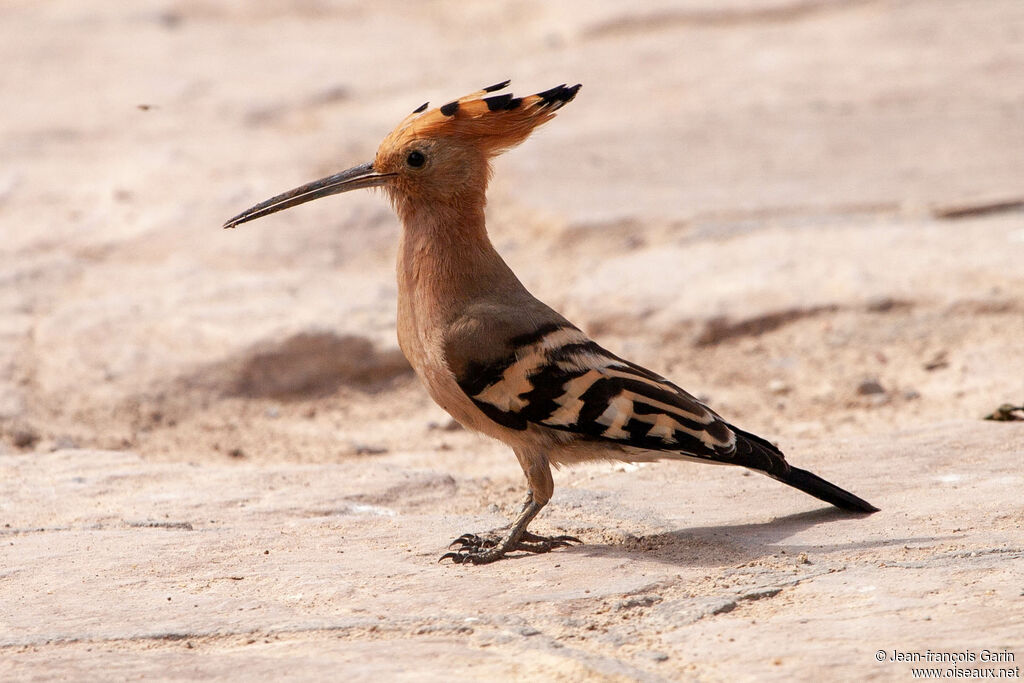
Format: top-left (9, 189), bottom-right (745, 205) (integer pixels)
top-left (440, 449), bottom-right (581, 565)
top-left (447, 491), bottom-right (533, 550)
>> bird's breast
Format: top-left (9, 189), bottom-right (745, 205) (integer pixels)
top-left (395, 279), bottom-right (542, 448)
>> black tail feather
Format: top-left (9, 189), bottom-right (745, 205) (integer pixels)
top-left (729, 425), bottom-right (879, 513)
top-left (770, 465), bottom-right (879, 513)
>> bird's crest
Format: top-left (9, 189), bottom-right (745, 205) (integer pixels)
top-left (379, 81), bottom-right (581, 157)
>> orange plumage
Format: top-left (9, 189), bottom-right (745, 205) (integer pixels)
top-left (379, 81), bottom-right (581, 159)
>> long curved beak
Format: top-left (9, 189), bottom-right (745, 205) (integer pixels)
top-left (223, 162), bottom-right (391, 229)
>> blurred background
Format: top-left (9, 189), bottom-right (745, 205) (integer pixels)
top-left (2, 0), bottom-right (1023, 461)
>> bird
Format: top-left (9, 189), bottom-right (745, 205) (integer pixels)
top-left (224, 81), bottom-right (878, 564)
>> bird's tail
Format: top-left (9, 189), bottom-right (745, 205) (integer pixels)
top-left (768, 465), bottom-right (879, 513)
top-left (730, 426), bottom-right (879, 513)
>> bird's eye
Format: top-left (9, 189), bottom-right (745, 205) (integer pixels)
top-left (406, 150), bottom-right (426, 168)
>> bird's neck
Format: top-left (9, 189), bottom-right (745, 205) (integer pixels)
top-left (397, 201), bottom-right (521, 313)
top-left (395, 200), bottom-right (527, 368)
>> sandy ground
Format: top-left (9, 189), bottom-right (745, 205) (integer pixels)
top-left (2, 0), bottom-right (1023, 680)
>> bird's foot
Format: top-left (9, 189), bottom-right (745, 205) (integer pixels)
top-left (447, 530), bottom-right (503, 550)
top-left (440, 530), bottom-right (582, 565)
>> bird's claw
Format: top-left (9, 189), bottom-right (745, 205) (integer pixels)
top-left (438, 550), bottom-right (488, 565)
top-left (447, 533), bottom-right (498, 550)
top-left (521, 531), bottom-right (582, 547)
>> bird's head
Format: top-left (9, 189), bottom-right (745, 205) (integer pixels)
top-left (223, 81), bottom-right (581, 228)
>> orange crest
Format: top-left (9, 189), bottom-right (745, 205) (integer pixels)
top-left (378, 81), bottom-right (581, 158)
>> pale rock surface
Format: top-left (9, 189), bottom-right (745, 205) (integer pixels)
top-left (2, 0), bottom-right (1023, 680)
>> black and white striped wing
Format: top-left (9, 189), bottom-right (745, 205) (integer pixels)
top-left (453, 323), bottom-right (738, 461)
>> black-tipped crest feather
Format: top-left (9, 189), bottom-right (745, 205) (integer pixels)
top-left (483, 80), bottom-right (511, 92)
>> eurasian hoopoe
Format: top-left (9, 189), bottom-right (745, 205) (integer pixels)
top-left (224, 81), bottom-right (878, 564)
